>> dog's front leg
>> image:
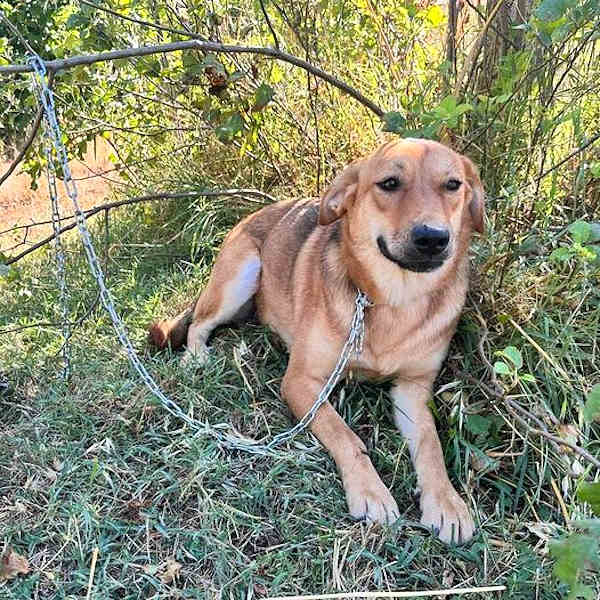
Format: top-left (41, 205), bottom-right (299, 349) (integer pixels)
top-left (282, 362), bottom-right (399, 525)
top-left (391, 377), bottom-right (474, 543)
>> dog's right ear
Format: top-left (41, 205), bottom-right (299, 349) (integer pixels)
top-left (319, 160), bottom-right (362, 225)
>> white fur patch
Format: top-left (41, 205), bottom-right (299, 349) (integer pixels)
top-left (391, 387), bottom-right (419, 458)
top-left (231, 256), bottom-right (261, 301)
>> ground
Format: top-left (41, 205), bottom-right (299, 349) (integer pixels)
top-left (0, 148), bottom-right (598, 600)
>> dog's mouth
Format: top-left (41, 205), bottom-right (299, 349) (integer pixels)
top-left (376, 236), bottom-right (447, 273)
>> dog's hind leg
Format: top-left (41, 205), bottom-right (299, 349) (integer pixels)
top-left (182, 230), bottom-right (261, 366)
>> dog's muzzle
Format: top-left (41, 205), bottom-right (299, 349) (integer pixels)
top-left (377, 225), bottom-right (450, 273)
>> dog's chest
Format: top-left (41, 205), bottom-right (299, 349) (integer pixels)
top-left (349, 298), bottom-right (461, 380)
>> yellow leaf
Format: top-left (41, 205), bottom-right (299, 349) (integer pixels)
top-left (426, 5), bottom-right (445, 27)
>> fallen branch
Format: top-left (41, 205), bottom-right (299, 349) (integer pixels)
top-left (0, 39), bottom-right (385, 117)
top-left (264, 586), bottom-right (507, 600)
top-left (3, 189), bottom-right (277, 266)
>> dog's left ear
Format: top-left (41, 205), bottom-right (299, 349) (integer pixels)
top-left (319, 160), bottom-right (362, 225)
top-left (462, 156), bottom-right (485, 234)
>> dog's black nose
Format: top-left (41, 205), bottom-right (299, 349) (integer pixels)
top-left (411, 225), bottom-right (450, 256)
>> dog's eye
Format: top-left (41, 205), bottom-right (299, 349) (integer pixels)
top-left (445, 179), bottom-right (462, 191)
top-left (377, 177), bottom-right (401, 192)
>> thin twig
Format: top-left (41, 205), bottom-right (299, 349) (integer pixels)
top-left (78, 0), bottom-right (207, 41)
top-left (259, 0), bottom-right (280, 50)
top-left (0, 10), bottom-right (37, 54)
top-left (264, 586), bottom-right (507, 600)
top-left (508, 317), bottom-right (573, 382)
top-left (3, 189), bottom-right (277, 265)
top-left (531, 130), bottom-right (600, 185)
top-left (454, 368), bottom-right (600, 470)
top-left (0, 73), bottom-right (53, 187)
top-left (0, 106), bottom-right (42, 187)
top-left (0, 40), bottom-right (385, 117)
top-left (550, 477), bottom-right (572, 528)
top-left (454, 0), bottom-right (506, 97)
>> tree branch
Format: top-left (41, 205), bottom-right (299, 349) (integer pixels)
top-left (0, 72), bottom-right (54, 188)
top-left (0, 40), bottom-right (385, 117)
top-left (3, 189), bottom-right (277, 266)
top-left (454, 0), bottom-right (506, 98)
top-left (533, 130), bottom-right (600, 184)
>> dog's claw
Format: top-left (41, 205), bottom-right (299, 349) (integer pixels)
top-left (420, 485), bottom-right (474, 544)
top-left (344, 468), bottom-right (399, 526)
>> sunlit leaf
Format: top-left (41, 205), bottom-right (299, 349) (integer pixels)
top-left (425, 5), bottom-right (445, 27)
top-left (493, 361), bottom-right (511, 375)
top-left (253, 83), bottom-right (275, 111)
top-left (583, 384), bottom-right (600, 423)
top-left (577, 482), bottom-right (600, 516)
top-left (501, 346), bottom-right (523, 370)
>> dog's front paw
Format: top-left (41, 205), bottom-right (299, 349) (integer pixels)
top-left (181, 345), bottom-right (210, 367)
top-left (344, 468), bottom-right (399, 525)
top-left (420, 484), bottom-right (474, 544)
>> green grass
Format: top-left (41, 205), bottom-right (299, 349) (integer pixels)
top-left (1, 194), bottom-right (598, 599)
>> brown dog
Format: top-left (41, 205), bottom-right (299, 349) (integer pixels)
top-left (149, 138), bottom-right (484, 544)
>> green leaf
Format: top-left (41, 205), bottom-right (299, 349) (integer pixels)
top-left (535, 0), bottom-right (571, 22)
top-left (577, 482), bottom-right (600, 516)
top-left (520, 373), bottom-right (536, 383)
top-left (583, 384), bottom-right (600, 423)
top-left (567, 583), bottom-right (595, 600)
top-left (550, 246), bottom-right (573, 262)
top-left (568, 221), bottom-right (592, 244)
top-left (465, 414), bottom-right (492, 436)
top-left (549, 533), bottom-right (600, 589)
top-left (381, 112), bottom-right (406, 133)
top-left (501, 346), bottom-right (523, 370)
top-left (253, 83), bottom-right (275, 111)
top-left (438, 95), bottom-right (457, 114)
top-left (215, 112), bottom-right (244, 143)
top-left (494, 361), bottom-right (511, 375)
top-left (587, 223), bottom-right (600, 243)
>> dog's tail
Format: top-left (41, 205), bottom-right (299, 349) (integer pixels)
top-left (148, 303), bottom-right (195, 350)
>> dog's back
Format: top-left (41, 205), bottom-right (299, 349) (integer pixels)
top-left (148, 198), bottom-right (315, 349)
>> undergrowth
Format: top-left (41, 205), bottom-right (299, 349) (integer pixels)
top-left (1, 0), bottom-right (600, 598)
top-left (1, 188), bottom-right (599, 598)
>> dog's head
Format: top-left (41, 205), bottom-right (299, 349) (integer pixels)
top-left (319, 139), bottom-right (484, 274)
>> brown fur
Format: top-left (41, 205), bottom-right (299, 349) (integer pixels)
top-left (149, 139), bottom-right (485, 543)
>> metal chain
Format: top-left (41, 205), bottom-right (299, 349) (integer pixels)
top-left (30, 66), bottom-right (71, 378)
top-left (28, 52), bottom-right (371, 455)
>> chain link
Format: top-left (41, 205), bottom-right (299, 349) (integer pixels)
top-left (28, 52), bottom-right (371, 455)
top-left (30, 60), bottom-right (71, 378)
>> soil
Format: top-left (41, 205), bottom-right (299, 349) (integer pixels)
top-left (0, 138), bottom-right (114, 257)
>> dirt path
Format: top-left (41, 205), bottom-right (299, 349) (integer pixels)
top-left (0, 138), bottom-right (114, 257)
